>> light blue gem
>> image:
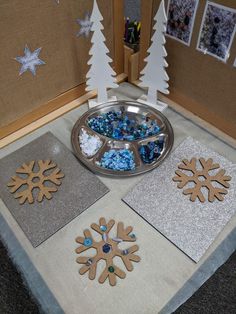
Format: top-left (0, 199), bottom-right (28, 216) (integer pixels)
top-left (100, 225), bottom-right (107, 232)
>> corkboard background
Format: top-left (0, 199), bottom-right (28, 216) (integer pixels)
top-left (0, 0), bottom-right (114, 129)
top-left (140, 0), bottom-right (236, 139)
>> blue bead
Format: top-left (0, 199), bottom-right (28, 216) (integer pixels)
top-left (102, 243), bottom-right (111, 253)
top-left (83, 238), bottom-right (93, 247)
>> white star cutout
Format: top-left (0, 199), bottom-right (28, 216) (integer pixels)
top-left (15, 45), bottom-right (45, 76)
top-left (76, 12), bottom-right (93, 38)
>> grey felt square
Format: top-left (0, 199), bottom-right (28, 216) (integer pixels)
top-left (0, 132), bottom-right (109, 247)
top-left (123, 137), bottom-right (236, 262)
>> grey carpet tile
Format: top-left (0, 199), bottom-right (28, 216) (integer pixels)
top-left (0, 238), bottom-right (40, 314)
top-left (175, 250), bottom-right (236, 314)
top-left (123, 137), bottom-right (236, 262)
top-left (0, 132), bottom-right (109, 247)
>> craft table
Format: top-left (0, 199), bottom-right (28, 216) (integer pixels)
top-left (0, 83), bottom-right (236, 314)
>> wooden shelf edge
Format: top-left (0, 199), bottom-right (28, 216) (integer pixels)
top-left (0, 73), bottom-right (127, 149)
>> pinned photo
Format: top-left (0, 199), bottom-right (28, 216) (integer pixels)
top-left (197, 2), bottom-right (236, 62)
top-left (166, 0), bottom-right (199, 46)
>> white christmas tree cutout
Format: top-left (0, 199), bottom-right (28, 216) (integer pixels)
top-left (138, 0), bottom-right (169, 112)
top-left (86, 0), bottom-right (118, 108)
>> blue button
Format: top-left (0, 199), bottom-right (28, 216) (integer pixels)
top-left (83, 238), bottom-right (93, 247)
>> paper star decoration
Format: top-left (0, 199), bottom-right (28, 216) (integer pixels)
top-left (15, 45), bottom-right (45, 76)
top-left (76, 12), bottom-right (93, 38)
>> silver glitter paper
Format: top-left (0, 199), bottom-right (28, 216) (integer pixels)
top-left (123, 137), bottom-right (236, 262)
top-left (0, 132), bottom-right (109, 247)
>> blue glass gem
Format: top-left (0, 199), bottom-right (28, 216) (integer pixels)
top-left (122, 249), bottom-right (129, 255)
top-left (129, 233), bottom-right (136, 239)
top-left (100, 225), bottom-right (107, 232)
top-left (102, 243), bottom-right (111, 253)
top-left (83, 237), bottom-right (93, 247)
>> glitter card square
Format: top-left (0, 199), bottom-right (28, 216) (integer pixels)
top-left (123, 137), bottom-right (236, 262)
top-left (0, 132), bottom-right (109, 247)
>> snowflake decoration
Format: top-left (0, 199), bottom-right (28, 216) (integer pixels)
top-left (7, 160), bottom-right (64, 205)
top-left (173, 157), bottom-right (231, 202)
top-left (15, 45), bottom-right (45, 76)
top-left (75, 217), bottom-right (140, 286)
top-left (76, 12), bottom-right (93, 38)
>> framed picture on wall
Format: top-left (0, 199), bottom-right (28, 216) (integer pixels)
top-left (197, 1), bottom-right (236, 62)
top-left (166, 0), bottom-right (199, 46)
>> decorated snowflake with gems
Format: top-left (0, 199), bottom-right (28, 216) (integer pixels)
top-left (75, 217), bottom-right (140, 286)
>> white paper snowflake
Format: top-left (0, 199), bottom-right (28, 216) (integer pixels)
top-left (76, 12), bottom-right (93, 38)
top-left (15, 45), bottom-right (45, 76)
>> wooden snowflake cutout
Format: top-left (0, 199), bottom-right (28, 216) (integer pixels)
top-left (173, 158), bottom-right (231, 202)
top-left (7, 160), bottom-right (64, 205)
top-left (75, 217), bottom-right (140, 286)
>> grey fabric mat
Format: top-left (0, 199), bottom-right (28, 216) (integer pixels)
top-left (0, 132), bottom-right (109, 247)
top-left (123, 137), bottom-right (236, 262)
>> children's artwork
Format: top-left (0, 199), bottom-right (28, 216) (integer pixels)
top-left (172, 158), bottom-right (231, 203)
top-left (166, 0), bottom-right (199, 45)
top-left (15, 45), bottom-right (45, 76)
top-left (138, 0), bottom-right (169, 111)
top-left (197, 2), bottom-right (236, 62)
top-left (7, 160), bottom-right (65, 205)
top-left (123, 137), bottom-right (236, 262)
top-left (86, 0), bottom-right (118, 108)
top-left (76, 12), bottom-right (93, 38)
top-left (0, 132), bottom-right (109, 247)
top-left (75, 217), bottom-right (140, 286)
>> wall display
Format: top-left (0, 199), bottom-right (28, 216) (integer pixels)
top-left (138, 0), bottom-right (169, 111)
top-left (0, 132), bottom-right (109, 247)
top-left (166, 0), bottom-right (199, 46)
top-left (7, 160), bottom-right (64, 205)
top-left (139, 0), bottom-right (236, 139)
top-left (15, 45), bottom-right (45, 76)
top-left (123, 137), bottom-right (236, 262)
top-left (76, 12), bottom-right (93, 38)
top-left (197, 2), bottom-right (236, 62)
top-left (86, 0), bottom-right (118, 107)
top-left (75, 217), bottom-right (140, 286)
top-left (172, 157), bottom-right (231, 202)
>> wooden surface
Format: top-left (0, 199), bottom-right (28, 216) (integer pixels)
top-left (0, 0), bottom-right (124, 138)
top-left (128, 52), bottom-right (140, 83)
top-left (139, 0), bottom-right (236, 139)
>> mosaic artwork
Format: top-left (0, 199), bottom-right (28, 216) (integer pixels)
top-left (166, 0), bottom-right (199, 45)
top-left (75, 217), bottom-right (140, 286)
top-left (197, 2), bottom-right (236, 61)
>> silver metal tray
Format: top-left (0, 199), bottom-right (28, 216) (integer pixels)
top-left (71, 100), bottom-right (174, 177)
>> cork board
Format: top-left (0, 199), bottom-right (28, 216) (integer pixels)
top-left (0, 0), bottom-right (123, 136)
top-left (140, 0), bottom-right (236, 139)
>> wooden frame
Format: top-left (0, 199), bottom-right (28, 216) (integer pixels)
top-left (0, 0), bottom-right (124, 142)
top-left (139, 0), bottom-right (236, 140)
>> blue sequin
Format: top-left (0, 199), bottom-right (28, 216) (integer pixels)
top-left (87, 110), bottom-right (160, 141)
top-left (98, 149), bottom-right (136, 171)
top-left (139, 138), bottom-right (164, 164)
